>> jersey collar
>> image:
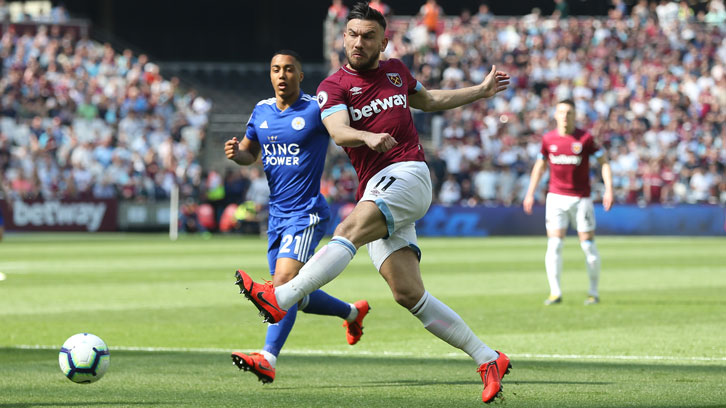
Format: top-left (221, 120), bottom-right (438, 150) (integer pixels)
top-left (275, 91), bottom-right (305, 113)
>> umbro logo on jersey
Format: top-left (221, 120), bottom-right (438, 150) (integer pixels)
top-left (260, 121), bottom-right (269, 129)
top-left (350, 86), bottom-right (363, 95)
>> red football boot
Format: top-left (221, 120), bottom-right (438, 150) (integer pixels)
top-left (234, 270), bottom-right (286, 323)
top-left (343, 300), bottom-right (370, 345)
top-left (478, 351), bottom-right (511, 403)
top-left (231, 352), bottom-right (275, 384)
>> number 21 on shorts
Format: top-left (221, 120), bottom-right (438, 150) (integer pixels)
top-left (280, 234), bottom-right (301, 255)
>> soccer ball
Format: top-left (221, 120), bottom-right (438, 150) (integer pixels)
top-left (58, 333), bottom-right (110, 383)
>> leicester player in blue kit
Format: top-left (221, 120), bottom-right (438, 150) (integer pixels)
top-left (224, 50), bottom-right (369, 383)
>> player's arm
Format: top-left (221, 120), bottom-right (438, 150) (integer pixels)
top-left (523, 157), bottom-right (547, 215)
top-left (322, 110), bottom-right (398, 153)
top-left (597, 154), bottom-right (614, 211)
top-left (224, 136), bottom-right (261, 166)
top-left (409, 65), bottom-right (510, 112)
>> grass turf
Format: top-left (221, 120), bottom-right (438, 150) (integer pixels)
top-left (1, 233), bottom-right (725, 407)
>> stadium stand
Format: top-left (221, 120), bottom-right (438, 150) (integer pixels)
top-left (2, 1), bottom-right (724, 234)
top-left (0, 16), bottom-right (210, 205)
top-left (323, 1), bottom-right (726, 207)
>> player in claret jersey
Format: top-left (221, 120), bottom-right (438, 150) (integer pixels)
top-left (523, 99), bottom-right (614, 306)
top-left (234, 3), bottom-right (512, 404)
top-left (225, 50), bottom-right (369, 384)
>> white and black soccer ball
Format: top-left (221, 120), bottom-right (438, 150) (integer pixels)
top-left (58, 333), bottom-right (110, 383)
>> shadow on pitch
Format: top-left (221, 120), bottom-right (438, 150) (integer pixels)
top-left (268, 354), bottom-right (726, 390)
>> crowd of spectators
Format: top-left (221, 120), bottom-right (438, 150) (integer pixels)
top-left (322, 0), bottom-right (726, 207)
top-left (0, 22), bottom-right (211, 204)
top-left (2, 1), bottom-right (725, 236)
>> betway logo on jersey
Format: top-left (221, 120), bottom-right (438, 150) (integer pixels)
top-left (263, 143), bottom-right (301, 166)
top-left (349, 94), bottom-right (407, 122)
top-left (549, 153), bottom-right (582, 165)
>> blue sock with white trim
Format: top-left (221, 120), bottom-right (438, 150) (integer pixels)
top-left (299, 290), bottom-right (352, 319)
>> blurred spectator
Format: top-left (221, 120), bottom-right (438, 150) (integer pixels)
top-left (369, 0), bottom-right (391, 18)
top-left (704, 0), bottom-right (726, 25)
top-left (324, 0), bottom-right (349, 62)
top-left (475, 3), bottom-right (494, 27)
top-left (553, 0), bottom-right (570, 19)
top-left (419, 0), bottom-right (442, 35)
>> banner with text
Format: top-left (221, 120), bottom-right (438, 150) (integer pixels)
top-left (1, 199), bottom-right (117, 232)
top-left (327, 204), bottom-right (726, 236)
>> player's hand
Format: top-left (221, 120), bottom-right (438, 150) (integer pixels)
top-left (602, 190), bottom-right (614, 211)
top-left (481, 65), bottom-right (510, 98)
top-left (523, 195), bottom-right (535, 215)
top-left (364, 132), bottom-right (397, 153)
top-left (224, 137), bottom-right (240, 161)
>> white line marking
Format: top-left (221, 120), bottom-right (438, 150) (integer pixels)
top-left (10, 345), bottom-right (726, 362)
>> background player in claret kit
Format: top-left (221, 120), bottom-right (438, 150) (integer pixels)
top-left (235, 3), bottom-right (512, 403)
top-left (224, 50), bottom-right (370, 384)
top-left (523, 99), bottom-right (614, 306)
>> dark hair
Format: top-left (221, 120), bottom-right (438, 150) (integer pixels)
top-left (557, 99), bottom-right (575, 108)
top-left (347, 2), bottom-right (387, 30)
top-left (272, 49), bottom-right (302, 65)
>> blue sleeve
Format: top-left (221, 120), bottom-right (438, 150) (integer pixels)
top-left (245, 109), bottom-right (257, 142)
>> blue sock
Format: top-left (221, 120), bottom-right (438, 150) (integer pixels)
top-left (262, 303), bottom-right (298, 357)
top-left (299, 289), bottom-right (352, 319)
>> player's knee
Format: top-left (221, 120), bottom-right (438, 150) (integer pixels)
top-left (332, 221), bottom-right (356, 242)
top-left (391, 286), bottom-right (424, 309)
top-left (580, 239), bottom-right (600, 259)
top-left (547, 237), bottom-right (563, 255)
top-left (333, 215), bottom-right (385, 248)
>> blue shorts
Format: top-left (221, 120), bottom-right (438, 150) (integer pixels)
top-left (266, 209), bottom-right (330, 275)
top-left (0, 207), bottom-right (4, 227)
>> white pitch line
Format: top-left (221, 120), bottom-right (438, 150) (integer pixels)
top-left (10, 345), bottom-right (726, 362)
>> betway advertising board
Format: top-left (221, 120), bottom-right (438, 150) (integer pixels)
top-left (0, 199), bottom-right (117, 232)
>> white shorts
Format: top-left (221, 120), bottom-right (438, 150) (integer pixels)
top-left (360, 161), bottom-right (432, 270)
top-left (545, 192), bottom-right (596, 233)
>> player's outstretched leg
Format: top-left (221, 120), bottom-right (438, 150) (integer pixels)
top-left (477, 351), bottom-right (512, 403)
top-left (234, 270), bottom-right (287, 323)
top-left (409, 291), bottom-right (510, 403)
top-left (274, 236), bottom-right (357, 311)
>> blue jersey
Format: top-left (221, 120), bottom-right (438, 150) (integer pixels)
top-left (246, 91), bottom-right (330, 218)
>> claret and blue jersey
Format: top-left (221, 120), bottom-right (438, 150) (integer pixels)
top-left (245, 91), bottom-right (330, 218)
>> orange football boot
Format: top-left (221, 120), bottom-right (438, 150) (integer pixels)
top-left (234, 270), bottom-right (286, 323)
top-left (343, 300), bottom-right (370, 345)
top-left (231, 352), bottom-right (275, 384)
top-left (478, 351), bottom-right (511, 403)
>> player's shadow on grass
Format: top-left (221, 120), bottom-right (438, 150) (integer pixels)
top-left (271, 354), bottom-right (723, 390)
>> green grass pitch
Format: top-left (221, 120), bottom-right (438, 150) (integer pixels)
top-left (1, 233), bottom-right (725, 407)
